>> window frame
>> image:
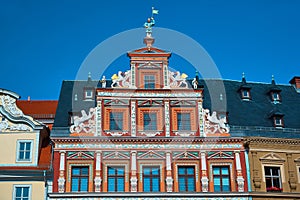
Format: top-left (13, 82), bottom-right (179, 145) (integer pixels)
top-left (13, 185), bottom-right (31, 200)
top-left (109, 112), bottom-right (123, 131)
top-left (177, 113), bottom-right (191, 131)
top-left (241, 89), bottom-right (251, 100)
top-left (84, 88), bottom-right (94, 100)
top-left (143, 166), bottom-right (160, 192)
top-left (264, 166), bottom-right (282, 192)
top-left (212, 166), bottom-right (231, 192)
top-left (177, 166), bottom-right (196, 192)
top-left (271, 91), bottom-right (281, 102)
top-left (143, 112), bottom-right (157, 131)
top-left (107, 166), bottom-right (125, 192)
top-left (71, 166), bottom-right (89, 192)
top-left (16, 140), bottom-right (33, 162)
top-left (273, 116), bottom-right (284, 127)
top-left (144, 75), bottom-right (156, 89)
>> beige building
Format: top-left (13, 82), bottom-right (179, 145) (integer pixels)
top-left (245, 136), bottom-right (300, 199)
top-left (0, 89), bottom-right (52, 200)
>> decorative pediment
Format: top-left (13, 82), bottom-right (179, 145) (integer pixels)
top-left (103, 151), bottom-right (130, 160)
top-left (104, 99), bottom-right (129, 106)
top-left (70, 108), bottom-right (95, 134)
top-left (138, 100), bottom-right (163, 106)
top-left (137, 150), bottom-right (165, 159)
top-left (170, 100), bottom-right (196, 106)
top-left (67, 151), bottom-right (94, 159)
top-left (260, 153), bottom-right (285, 163)
top-left (138, 62), bottom-right (161, 69)
top-left (203, 109), bottom-right (230, 136)
top-left (0, 90), bottom-right (42, 132)
top-left (207, 151), bottom-right (234, 160)
top-left (173, 151), bottom-right (199, 159)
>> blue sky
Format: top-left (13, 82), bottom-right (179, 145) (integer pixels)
top-left (1, 0), bottom-right (299, 99)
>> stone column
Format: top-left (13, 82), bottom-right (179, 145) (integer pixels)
top-left (197, 102), bottom-right (205, 137)
top-left (58, 151), bottom-right (66, 193)
top-left (235, 151), bottom-right (245, 192)
top-left (165, 151), bottom-right (173, 192)
top-left (95, 100), bottom-right (102, 136)
top-left (131, 101), bottom-right (136, 137)
top-left (94, 151), bottom-right (102, 192)
top-left (251, 151), bottom-right (261, 190)
top-left (164, 101), bottom-right (170, 137)
top-left (200, 151), bottom-right (209, 192)
top-left (286, 153), bottom-right (297, 191)
top-left (130, 151), bottom-right (138, 192)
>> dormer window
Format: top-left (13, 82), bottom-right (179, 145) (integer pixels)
top-left (240, 89), bottom-right (251, 100)
top-left (274, 116), bottom-right (284, 127)
top-left (84, 88), bottom-right (94, 100)
top-left (271, 92), bottom-right (281, 103)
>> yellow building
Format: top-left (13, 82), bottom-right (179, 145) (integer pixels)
top-left (0, 89), bottom-right (52, 200)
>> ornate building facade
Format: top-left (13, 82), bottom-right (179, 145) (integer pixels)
top-left (49, 26), bottom-right (251, 199)
top-left (0, 89), bottom-right (52, 200)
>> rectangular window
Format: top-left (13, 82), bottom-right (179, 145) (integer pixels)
top-left (241, 89), bottom-right (250, 99)
top-left (108, 166), bottom-right (125, 192)
top-left (213, 166), bottom-right (230, 192)
top-left (14, 185), bottom-right (30, 200)
top-left (143, 166), bottom-right (160, 192)
top-left (109, 112), bottom-right (123, 130)
top-left (143, 113), bottom-right (157, 130)
top-left (265, 166), bottom-right (282, 192)
top-left (178, 166), bottom-right (195, 192)
top-left (144, 75), bottom-right (155, 89)
top-left (177, 113), bottom-right (191, 130)
top-left (85, 89), bottom-right (93, 99)
top-left (272, 92), bottom-right (280, 101)
top-left (274, 116), bottom-right (284, 127)
top-left (17, 141), bottom-right (32, 161)
top-left (71, 166), bottom-right (89, 192)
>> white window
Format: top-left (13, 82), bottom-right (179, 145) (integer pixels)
top-left (13, 185), bottom-right (31, 200)
top-left (241, 89), bottom-right (250, 99)
top-left (274, 116), bottom-right (284, 127)
top-left (16, 140), bottom-right (32, 162)
top-left (85, 89), bottom-right (93, 99)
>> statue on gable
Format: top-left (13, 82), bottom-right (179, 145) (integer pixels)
top-left (101, 76), bottom-right (106, 88)
top-left (192, 78), bottom-right (198, 89)
top-left (204, 109), bottom-right (229, 134)
top-left (144, 17), bottom-right (155, 37)
top-left (111, 70), bottom-right (131, 88)
top-left (169, 71), bottom-right (188, 88)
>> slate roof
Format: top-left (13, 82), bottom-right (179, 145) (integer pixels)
top-left (52, 78), bottom-right (300, 138)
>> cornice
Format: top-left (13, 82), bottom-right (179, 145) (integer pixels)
top-left (245, 137), bottom-right (300, 145)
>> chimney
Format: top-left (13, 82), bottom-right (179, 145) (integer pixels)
top-left (289, 76), bottom-right (300, 92)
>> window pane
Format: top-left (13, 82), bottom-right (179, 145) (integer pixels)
top-left (23, 187), bottom-right (29, 196)
top-left (20, 143), bottom-right (25, 150)
top-left (265, 167), bottom-right (271, 175)
top-left (144, 167), bottom-right (150, 175)
top-left (152, 168), bottom-right (159, 175)
top-left (72, 168), bottom-right (80, 175)
top-left (25, 143), bottom-right (31, 150)
top-left (178, 167), bottom-right (185, 175)
top-left (143, 177), bottom-right (150, 192)
top-left (25, 152), bottom-right (30, 159)
top-left (187, 167), bottom-right (194, 175)
top-left (71, 178), bottom-right (79, 191)
top-left (16, 187), bottom-right (22, 197)
top-left (187, 177), bottom-right (195, 191)
top-left (81, 178), bottom-right (88, 192)
top-left (81, 167), bottom-right (89, 175)
top-left (18, 152), bottom-right (24, 160)
top-left (213, 167), bottom-right (220, 175)
top-left (152, 177), bottom-right (160, 191)
top-left (108, 177), bottom-right (115, 191)
top-left (221, 167), bottom-right (229, 175)
top-left (117, 177), bottom-right (124, 191)
top-left (178, 177), bottom-right (186, 191)
top-left (108, 167), bottom-right (115, 175)
top-left (117, 168), bottom-right (124, 175)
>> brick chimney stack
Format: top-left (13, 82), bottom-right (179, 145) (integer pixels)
top-left (289, 76), bottom-right (300, 92)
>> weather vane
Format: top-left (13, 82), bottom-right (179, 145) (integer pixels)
top-left (144, 7), bottom-right (159, 37)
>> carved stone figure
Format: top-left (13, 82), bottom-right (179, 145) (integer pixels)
top-left (144, 17), bottom-right (155, 37)
top-left (204, 109), bottom-right (230, 134)
top-left (192, 78), bottom-right (198, 89)
top-left (168, 70), bottom-right (188, 88)
top-left (70, 108), bottom-right (95, 134)
top-left (111, 70), bottom-right (131, 88)
top-left (101, 76), bottom-right (106, 88)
